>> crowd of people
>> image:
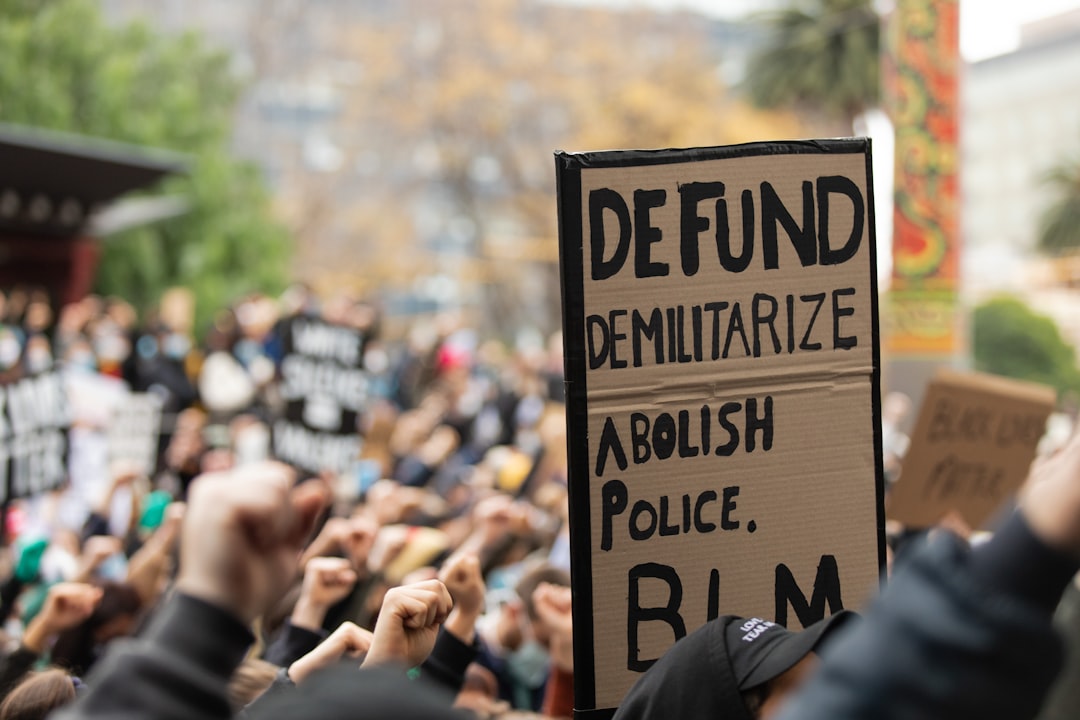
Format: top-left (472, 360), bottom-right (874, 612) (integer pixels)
top-left (0, 284), bottom-right (577, 720)
top-left (0, 284), bottom-right (1076, 719)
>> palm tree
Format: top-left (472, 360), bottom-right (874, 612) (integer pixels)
top-left (1038, 159), bottom-right (1080, 255)
top-left (744, 0), bottom-right (881, 131)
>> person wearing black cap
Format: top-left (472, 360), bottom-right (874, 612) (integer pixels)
top-left (614, 612), bottom-right (854, 720)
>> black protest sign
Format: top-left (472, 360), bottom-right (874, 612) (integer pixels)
top-left (107, 393), bottom-right (164, 476)
top-left (0, 370), bottom-right (70, 501)
top-left (887, 370), bottom-right (1055, 529)
top-left (273, 316), bottom-right (368, 474)
top-left (556, 140), bottom-right (885, 715)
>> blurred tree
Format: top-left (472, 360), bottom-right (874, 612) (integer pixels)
top-left (0, 0), bottom-right (289, 331)
top-left (1037, 158), bottom-right (1080, 255)
top-left (270, 0), bottom-right (808, 336)
top-left (973, 296), bottom-right (1080, 395)
top-left (744, 0), bottom-right (880, 130)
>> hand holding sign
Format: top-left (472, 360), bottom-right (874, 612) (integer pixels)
top-left (1021, 428), bottom-right (1080, 557)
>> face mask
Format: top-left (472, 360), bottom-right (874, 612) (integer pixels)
top-left (97, 552), bottom-right (128, 581)
top-left (94, 332), bottom-right (129, 362)
top-left (163, 333), bottom-right (190, 360)
top-left (0, 334), bottom-right (21, 369)
top-left (26, 349), bottom-right (52, 374)
top-left (67, 351), bottom-right (96, 372)
top-left (506, 639), bottom-right (550, 689)
top-left (234, 339), bottom-right (261, 366)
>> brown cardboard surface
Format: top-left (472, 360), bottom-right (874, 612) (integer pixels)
top-left (887, 369), bottom-right (1055, 530)
top-left (556, 141), bottom-right (883, 714)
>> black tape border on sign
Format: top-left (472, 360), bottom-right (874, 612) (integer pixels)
top-left (554, 138), bottom-right (887, 719)
top-left (862, 140), bottom-right (888, 589)
top-left (560, 137), bottom-right (870, 169)
top-left (554, 151), bottom-right (597, 718)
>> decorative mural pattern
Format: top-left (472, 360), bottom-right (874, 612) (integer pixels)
top-left (886, 0), bottom-right (961, 356)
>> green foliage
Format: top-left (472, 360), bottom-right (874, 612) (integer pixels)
top-left (1037, 159), bottom-right (1080, 255)
top-left (973, 296), bottom-right (1080, 395)
top-left (745, 0), bottom-right (880, 127)
top-left (0, 0), bottom-right (289, 330)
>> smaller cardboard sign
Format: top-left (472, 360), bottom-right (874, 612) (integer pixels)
top-left (107, 393), bottom-right (164, 476)
top-left (887, 369), bottom-right (1055, 529)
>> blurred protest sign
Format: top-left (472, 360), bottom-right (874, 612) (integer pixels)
top-left (887, 369), bottom-right (1055, 530)
top-left (273, 315), bottom-right (368, 474)
top-left (107, 392), bottom-right (164, 476)
top-left (0, 370), bottom-right (70, 501)
top-left (556, 139), bottom-right (884, 715)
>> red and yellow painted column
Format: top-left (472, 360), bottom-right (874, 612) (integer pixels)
top-left (885, 0), bottom-right (962, 357)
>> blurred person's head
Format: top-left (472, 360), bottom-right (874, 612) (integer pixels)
top-left (166, 408), bottom-right (208, 475)
top-left (617, 613), bottom-right (855, 720)
top-left (278, 283), bottom-right (316, 317)
top-left (23, 300), bottom-right (51, 334)
top-left (454, 663), bottom-right (509, 717)
top-left (0, 326), bottom-right (21, 371)
top-left (321, 292), bottom-right (355, 326)
top-left (235, 294), bottom-right (279, 341)
top-left (62, 338), bottom-right (97, 372)
top-left (205, 309), bottom-right (240, 353)
top-left (5, 287), bottom-right (27, 324)
top-left (346, 299), bottom-right (378, 335)
top-left (22, 335), bottom-right (51, 374)
top-left (514, 563), bottom-right (570, 648)
top-left (50, 581), bottom-right (142, 676)
top-left (0, 668), bottom-right (77, 720)
top-left (882, 391), bottom-right (911, 427)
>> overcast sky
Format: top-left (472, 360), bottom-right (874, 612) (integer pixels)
top-left (553, 0), bottom-right (1080, 61)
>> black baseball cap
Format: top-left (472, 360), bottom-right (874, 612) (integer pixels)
top-left (725, 611), bottom-right (856, 690)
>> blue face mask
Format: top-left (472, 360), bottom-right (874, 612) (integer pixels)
top-left (163, 333), bottom-right (190, 360)
top-left (506, 639), bottom-right (550, 689)
top-left (67, 351), bottom-right (96, 372)
top-left (97, 552), bottom-right (128, 582)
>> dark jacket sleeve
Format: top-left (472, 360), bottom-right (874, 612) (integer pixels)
top-left (0, 646), bottom-right (40, 699)
top-left (0, 575), bottom-right (24, 626)
top-left (775, 513), bottom-right (1079, 720)
top-left (262, 620), bottom-right (327, 668)
top-left (52, 593), bottom-right (252, 720)
top-left (419, 626), bottom-right (480, 694)
top-left (237, 668), bottom-right (295, 718)
top-left (243, 662), bottom-right (469, 720)
top-left (80, 512), bottom-right (112, 544)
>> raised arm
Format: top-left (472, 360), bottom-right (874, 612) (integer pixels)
top-left (54, 463), bottom-right (327, 720)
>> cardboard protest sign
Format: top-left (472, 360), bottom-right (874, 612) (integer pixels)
top-left (0, 370), bottom-right (70, 501)
top-left (273, 315), bottom-right (368, 475)
top-left (107, 392), bottom-right (164, 476)
top-left (887, 369), bottom-right (1055, 530)
top-left (556, 139), bottom-right (884, 716)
